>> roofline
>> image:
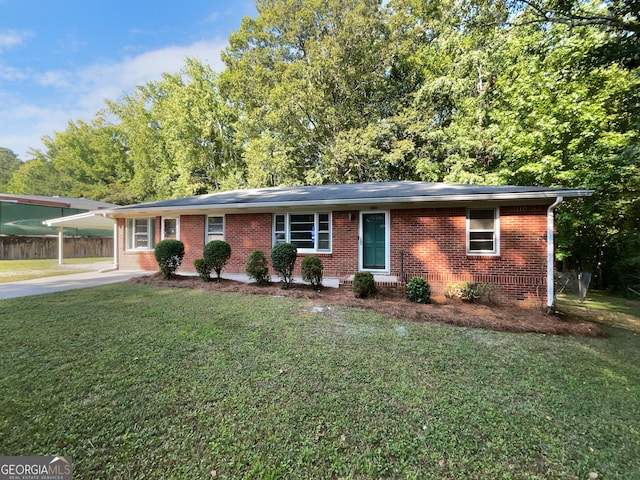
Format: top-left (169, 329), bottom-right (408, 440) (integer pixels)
top-left (104, 189), bottom-right (593, 217)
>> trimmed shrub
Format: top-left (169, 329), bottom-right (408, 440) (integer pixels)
top-left (352, 271), bottom-right (377, 298)
top-left (301, 256), bottom-right (323, 290)
top-left (154, 239), bottom-right (185, 279)
top-left (246, 250), bottom-right (270, 286)
top-left (203, 240), bottom-right (231, 281)
top-left (444, 281), bottom-right (495, 303)
top-left (194, 258), bottom-right (212, 282)
top-left (406, 276), bottom-right (431, 304)
top-left (271, 242), bottom-right (298, 289)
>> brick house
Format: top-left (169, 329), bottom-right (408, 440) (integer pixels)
top-left (104, 181), bottom-right (592, 308)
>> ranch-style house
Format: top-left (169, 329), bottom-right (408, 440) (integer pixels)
top-left (101, 181), bottom-right (592, 308)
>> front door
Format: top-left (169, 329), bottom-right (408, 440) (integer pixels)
top-left (361, 212), bottom-right (387, 271)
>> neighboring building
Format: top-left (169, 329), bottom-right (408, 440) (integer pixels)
top-left (104, 181), bottom-right (593, 308)
top-left (0, 194), bottom-right (115, 260)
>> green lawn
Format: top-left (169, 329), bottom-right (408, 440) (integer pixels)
top-left (0, 257), bottom-right (112, 282)
top-left (557, 291), bottom-right (640, 333)
top-left (1, 284), bottom-right (639, 479)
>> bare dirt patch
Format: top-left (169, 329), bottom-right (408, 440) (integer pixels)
top-left (129, 274), bottom-right (608, 338)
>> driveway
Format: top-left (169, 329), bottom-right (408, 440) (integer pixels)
top-left (0, 270), bottom-right (152, 300)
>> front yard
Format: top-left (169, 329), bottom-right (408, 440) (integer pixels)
top-left (1, 283), bottom-right (639, 478)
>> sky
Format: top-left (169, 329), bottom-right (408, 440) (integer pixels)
top-left (0, 0), bottom-right (257, 160)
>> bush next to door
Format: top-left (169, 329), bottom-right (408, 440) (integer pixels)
top-left (246, 250), bottom-right (270, 286)
top-left (406, 276), bottom-right (431, 304)
top-left (154, 239), bottom-right (185, 279)
top-left (271, 242), bottom-right (298, 289)
top-left (203, 240), bottom-right (231, 282)
top-left (301, 256), bottom-right (323, 290)
top-left (352, 271), bottom-right (377, 298)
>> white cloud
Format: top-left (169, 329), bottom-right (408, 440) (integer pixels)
top-left (0, 29), bottom-right (31, 51)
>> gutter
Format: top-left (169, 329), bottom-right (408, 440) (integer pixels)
top-left (547, 196), bottom-right (564, 313)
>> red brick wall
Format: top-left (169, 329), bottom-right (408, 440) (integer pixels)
top-left (177, 215), bottom-right (205, 274)
top-left (224, 213), bottom-right (273, 274)
top-left (222, 211), bottom-right (360, 277)
top-left (116, 205), bottom-right (550, 306)
top-left (390, 206), bottom-right (548, 306)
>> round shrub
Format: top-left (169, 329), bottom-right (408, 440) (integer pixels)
top-left (301, 256), bottom-right (323, 290)
top-left (352, 271), bottom-right (377, 299)
top-left (270, 242), bottom-right (298, 289)
top-left (405, 276), bottom-right (431, 304)
top-left (203, 240), bottom-right (231, 281)
top-left (154, 239), bottom-right (185, 279)
top-left (246, 250), bottom-right (270, 286)
top-left (194, 258), bottom-right (212, 282)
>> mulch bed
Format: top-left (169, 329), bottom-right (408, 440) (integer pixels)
top-left (129, 274), bottom-right (608, 338)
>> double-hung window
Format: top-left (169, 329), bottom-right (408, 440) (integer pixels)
top-left (162, 217), bottom-right (179, 240)
top-left (126, 218), bottom-right (156, 250)
top-left (273, 213), bottom-right (331, 253)
top-left (207, 215), bottom-right (224, 242)
top-left (467, 208), bottom-right (499, 255)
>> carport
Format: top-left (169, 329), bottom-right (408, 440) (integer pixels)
top-left (43, 211), bottom-right (117, 269)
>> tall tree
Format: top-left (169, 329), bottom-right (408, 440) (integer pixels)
top-left (108, 59), bottom-right (241, 199)
top-left (221, 0), bottom-right (396, 186)
top-left (0, 148), bottom-right (22, 192)
top-left (6, 157), bottom-right (63, 196)
top-left (485, 15), bottom-right (640, 289)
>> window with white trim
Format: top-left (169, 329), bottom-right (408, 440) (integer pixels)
top-left (467, 208), bottom-right (499, 255)
top-left (273, 213), bottom-right (331, 252)
top-left (126, 218), bottom-right (156, 250)
top-left (162, 217), bottom-right (179, 240)
top-left (207, 215), bottom-right (224, 242)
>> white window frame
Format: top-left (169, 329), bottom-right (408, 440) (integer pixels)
top-left (206, 215), bottom-right (225, 243)
top-left (466, 208), bottom-right (500, 256)
top-left (273, 212), bottom-right (332, 253)
top-left (126, 217), bottom-right (156, 251)
top-left (161, 217), bottom-right (180, 240)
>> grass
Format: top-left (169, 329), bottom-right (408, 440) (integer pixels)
top-left (1, 284), bottom-right (639, 479)
top-left (557, 291), bottom-right (640, 333)
top-left (0, 257), bottom-right (112, 282)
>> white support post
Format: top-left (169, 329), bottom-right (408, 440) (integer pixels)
top-left (112, 221), bottom-right (119, 269)
top-left (57, 226), bottom-right (64, 266)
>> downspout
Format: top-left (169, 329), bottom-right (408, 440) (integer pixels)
top-left (547, 196), bottom-right (563, 313)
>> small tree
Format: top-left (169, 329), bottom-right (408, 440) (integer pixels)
top-left (301, 256), bottom-right (323, 290)
top-left (194, 258), bottom-right (212, 282)
top-left (154, 239), bottom-right (185, 279)
top-left (352, 271), bottom-right (377, 298)
top-left (270, 242), bottom-right (298, 289)
top-left (246, 250), bottom-right (270, 286)
top-left (203, 240), bottom-right (231, 281)
top-left (405, 276), bottom-right (431, 304)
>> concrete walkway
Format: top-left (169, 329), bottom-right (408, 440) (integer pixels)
top-left (0, 269), bottom-right (343, 300)
top-left (0, 270), bottom-right (152, 300)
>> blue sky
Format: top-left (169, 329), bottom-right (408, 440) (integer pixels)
top-left (0, 0), bottom-right (256, 160)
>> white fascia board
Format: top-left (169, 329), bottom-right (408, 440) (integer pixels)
top-left (44, 211), bottom-right (114, 228)
top-left (105, 189), bottom-right (594, 217)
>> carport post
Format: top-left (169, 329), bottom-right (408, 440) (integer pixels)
top-left (57, 226), bottom-right (64, 265)
top-left (112, 220), bottom-right (119, 269)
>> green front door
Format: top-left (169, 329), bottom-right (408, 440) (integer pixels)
top-left (363, 213), bottom-right (386, 270)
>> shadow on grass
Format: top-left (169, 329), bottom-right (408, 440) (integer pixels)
top-left (557, 291), bottom-right (640, 334)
